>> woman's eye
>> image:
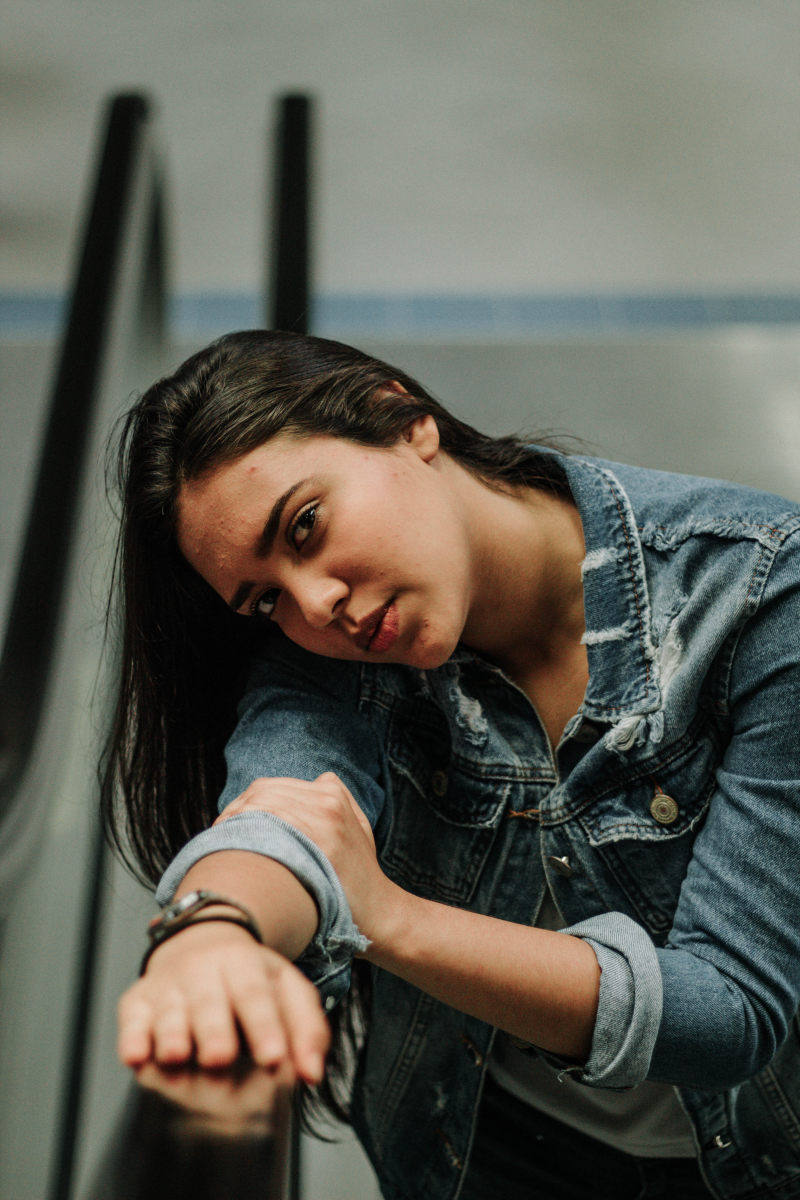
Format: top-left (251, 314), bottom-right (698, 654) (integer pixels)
top-left (291, 505), bottom-right (317, 549)
top-left (254, 589), bottom-right (280, 618)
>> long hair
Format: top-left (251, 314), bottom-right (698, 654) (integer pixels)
top-left (101, 329), bottom-right (570, 1124)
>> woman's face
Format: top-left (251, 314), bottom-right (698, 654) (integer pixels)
top-left (175, 417), bottom-right (476, 669)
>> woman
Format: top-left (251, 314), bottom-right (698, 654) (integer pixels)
top-left (107, 330), bottom-right (800, 1200)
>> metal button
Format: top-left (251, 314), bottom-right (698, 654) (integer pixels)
top-left (324, 995), bottom-right (336, 1012)
top-left (431, 770), bottom-right (448, 797)
top-left (547, 855), bottom-right (573, 878)
top-left (650, 793), bottom-right (679, 824)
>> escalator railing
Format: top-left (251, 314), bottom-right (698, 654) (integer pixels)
top-left (0, 90), bottom-right (169, 1200)
top-left (88, 1061), bottom-right (295, 1200)
top-left (0, 91), bottom-right (165, 866)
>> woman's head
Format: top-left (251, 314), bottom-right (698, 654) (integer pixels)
top-left (105, 331), bottom-right (569, 885)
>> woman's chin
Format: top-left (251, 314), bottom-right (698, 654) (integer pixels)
top-left (399, 631), bottom-right (460, 671)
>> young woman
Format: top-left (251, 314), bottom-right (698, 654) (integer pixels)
top-left (107, 330), bottom-right (800, 1200)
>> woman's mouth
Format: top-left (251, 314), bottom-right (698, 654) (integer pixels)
top-left (358, 601), bottom-right (399, 653)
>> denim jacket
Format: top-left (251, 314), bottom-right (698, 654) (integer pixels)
top-left (159, 452), bottom-right (800, 1200)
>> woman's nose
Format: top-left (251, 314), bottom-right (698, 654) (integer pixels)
top-left (295, 575), bottom-right (348, 628)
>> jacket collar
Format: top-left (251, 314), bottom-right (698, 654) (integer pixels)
top-left (560, 453), bottom-right (662, 726)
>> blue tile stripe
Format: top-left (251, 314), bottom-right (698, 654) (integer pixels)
top-left (3, 290), bottom-right (800, 341)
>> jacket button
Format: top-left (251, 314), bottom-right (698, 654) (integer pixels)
top-left (431, 770), bottom-right (448, 797)
top-left (547, 855), bottom-right (573, 877)
top-left (650, 793), bottom-right (679, 824)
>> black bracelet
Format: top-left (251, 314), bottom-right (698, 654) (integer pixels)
top-left (139, 912), bottom-right (264, 976)
top-left (139, 890), bottom-right (264, 976)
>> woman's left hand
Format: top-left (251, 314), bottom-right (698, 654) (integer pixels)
top-left (215, 774), bottom-right (394, 944)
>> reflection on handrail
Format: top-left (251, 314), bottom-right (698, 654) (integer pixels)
top-left (89, 1061), bottom-right (296, 1200)
top-left (0, 92), bottom-right (165, 820)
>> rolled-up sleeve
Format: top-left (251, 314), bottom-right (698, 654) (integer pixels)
top-left (155, 637), bottom-right (388, 1003)
top-left (156, 812), bottom-right (368, 1002)
top-left (556, 912), bottom-right (663, 1089)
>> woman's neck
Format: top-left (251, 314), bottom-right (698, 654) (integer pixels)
top-left (459, 477), bottom-right (587, 680)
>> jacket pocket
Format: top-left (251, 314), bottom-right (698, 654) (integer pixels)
top-left (577, 733), bottom-right (719, 939)
top-left (379, 702), bottom-right (509, 904)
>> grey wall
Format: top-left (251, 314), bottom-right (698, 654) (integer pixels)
top-left (5, 0), bottom-right (800, 300)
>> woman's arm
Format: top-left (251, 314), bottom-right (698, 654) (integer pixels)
top-left (367, 890), bottom-right (600, 1061)
top-left (224, 774), bottom-right (601, 1063)
top-left (118, 647), bottom-right (386, 1078)
top-left (117, 851), bottom-right (327, 1080)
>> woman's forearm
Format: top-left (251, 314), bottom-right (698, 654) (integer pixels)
top-left (119, 851), bottom-right (325, 1073)
top-left (366, 884), bottom-right (600, 1062)
top-left (171, 849), bottom-right (320, 959)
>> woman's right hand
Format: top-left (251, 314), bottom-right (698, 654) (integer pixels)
top-left (117, 919), bottom-right (330, 1084)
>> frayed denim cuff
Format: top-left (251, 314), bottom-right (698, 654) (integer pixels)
top-left (155, 812), bottom-right (368, 1004)
top-left (551, 912), bottom-right (663, 1090)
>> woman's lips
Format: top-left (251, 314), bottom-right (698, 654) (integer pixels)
top-left (363, 601), bottom-right (399, 653)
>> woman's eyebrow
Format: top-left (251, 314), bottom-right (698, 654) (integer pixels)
top-left (226, 477), bottom-right (313, 612)
top-left (256, 479), bottom-right (308, 556)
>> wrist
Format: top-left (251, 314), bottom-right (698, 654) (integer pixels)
top-left (360, 882), bottom-right (424, 966)
top-left (142, 916), bottom-right (261, 973)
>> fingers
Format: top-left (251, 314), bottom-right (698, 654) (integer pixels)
top-left (185, 981), bottom-right (241, 1068)
top-left (117, 988), bottom-right (155, 1066)
top-left (229, 958), bottom-right (329, 1083)
top-left (220, 774), bottom-right (356, 821)
top-left (277, 970), bottom-right (331, 1084)
top-left (118, 980), bottom-right (215, 1068)
top-left (117, 932), bottom-right (329, 1084)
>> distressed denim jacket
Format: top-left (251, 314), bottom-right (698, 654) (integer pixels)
top-left (160, 452), bottom-right (800, 1200)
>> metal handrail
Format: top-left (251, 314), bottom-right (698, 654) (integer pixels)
top-left (88, 1062), bottom-right (295, 1200)
top-left (6, 91), bottom-right (168, 1200)
top-left (267, 91), bottom-right (316, 1195)
top-left (269, 93), bottom-right (313, 333)
top-left (0, 92), bottom-right (165, 820)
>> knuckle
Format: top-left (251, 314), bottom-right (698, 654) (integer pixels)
top-left (118, 991), bottom-right (150, 1022)
top-left (235, 971), bottom-right (275, 1004)
top-left (319, 790), bottom-right (344, 814)
top-left (154, 989), bottom-right (189, 1018)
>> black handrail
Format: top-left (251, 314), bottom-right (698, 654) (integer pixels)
top-left (88, 1062), bottom-right (295, 1200)
top-left (267, 91), bottom-right (316, 1196)
top-left (0, 92), bottom-right (165, 818)
top-left (9, 92), bottom-right (167, 1200)
top-left (269, 94), bottom-right (313, 333)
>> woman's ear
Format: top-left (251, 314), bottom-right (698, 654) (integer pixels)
top-left (404, 413), bottom-right (440, 462)
top-left (379, 382), bottom-right (440, 462)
